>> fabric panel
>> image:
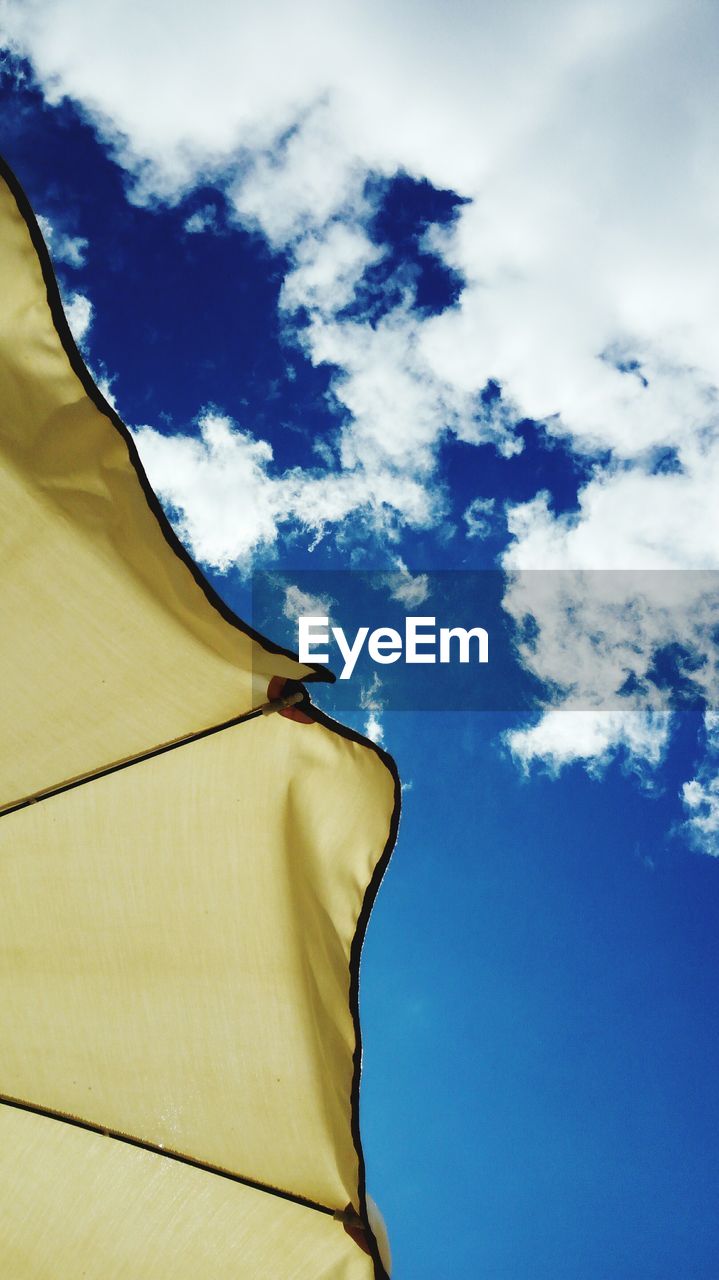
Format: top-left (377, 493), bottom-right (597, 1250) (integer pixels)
top-left (0, 712), bottom-right (395, 1211)
top-left (0, 1103), bottom-right (373, 1280)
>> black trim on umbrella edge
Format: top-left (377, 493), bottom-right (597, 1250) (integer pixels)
top-left (0, 153), bottom-right (335, 687)
top-left (308, 704), bottom-right (401, 1280)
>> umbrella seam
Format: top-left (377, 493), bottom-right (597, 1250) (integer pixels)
top-left (0, 1092), bottom-right (336, 1216)
top-left (0, 703), bottom-right (265, 820)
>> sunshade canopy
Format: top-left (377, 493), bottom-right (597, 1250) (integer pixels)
top-left (0, 158), bottom-right (397, 1279)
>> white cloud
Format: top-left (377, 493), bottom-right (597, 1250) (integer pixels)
top-left (301, 302), bottom-right (520, 485)
top-left (507, 707), bottom-right (671, 776)
top-left (37, 212), bottom-right (88, 267)
top-left (94, 370), bottom-right (118, 410)
top-left (230, 99), bottom-right (371, 249)
top-left (133, 408), bottom-right (440, 572)
top-left (363, 710), bottom-right (384, 743)
top-left (282, 583), bottom-right (335, 625)
top-left (183, 204), bottom-right (219, 235)
top-left (372, 558), bottom-right (430, 609)
top-left (280, 220), bottom-right (383, 317)
top-left (133, 411), bottom-right (279, 570)
top-left (464, 498), bottom-right (496, 541)
top-left (359, 672), bottom-right (384, 744)
top-left (63, 290), bottom-right (93, 345)
top-left (504, 445), bottom-right (719, 573)
top-left (501, 457), bottom-right (719, 780)
top-left (682, 710), bottom-right (719, 856)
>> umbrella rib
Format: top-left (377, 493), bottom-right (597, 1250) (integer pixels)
top-left (0, 1092), bottom-right (336, 1216)
top-left (0, 692), bottom-right (304, 822)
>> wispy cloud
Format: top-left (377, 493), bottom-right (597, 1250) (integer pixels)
top-left (183, 204), bottom-right (220, 235)
top-left (63, 291), bottom-right (93, 347)
top-left (360, 672), bottom-right (385, 744)
top-left (282, 583), bottom-right (335, 625)
top-left (463, 498), bottom-right (496, 541)
top-left (372, 558), bottom-right (430, 609)
top-left (37, 212), bottom-right (88, 267)
top-left (682, 710), bottom-right (719, 856)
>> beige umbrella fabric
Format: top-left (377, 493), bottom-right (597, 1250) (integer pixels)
top-left (0, 158), bottom-right (397, 1279)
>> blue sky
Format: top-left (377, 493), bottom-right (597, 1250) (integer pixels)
top-left (2, 5), bottom-right (719, 1274)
